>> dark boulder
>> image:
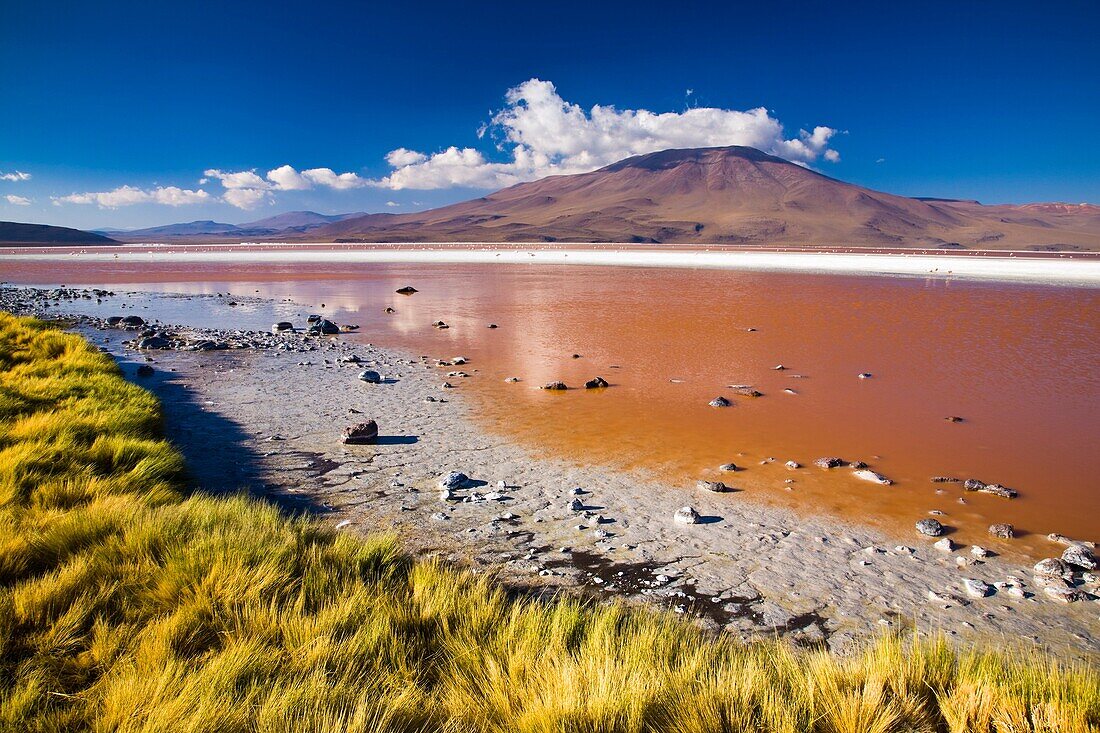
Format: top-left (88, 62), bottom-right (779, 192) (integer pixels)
top-left (584, 376), bottom-right (609, 389)
top-left (342, 420), bottom-right (379, 445)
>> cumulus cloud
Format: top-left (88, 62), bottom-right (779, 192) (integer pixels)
top-left (199, 165), bottom-right (368, 207)
top-left (54, 185), bottom-right (210, 208)
top-left (4, 194), bottom-right (31, 206)
top-left (0, 170), bottom-right (31, 182)
top-left (372, 78), bottom-right (842, 190)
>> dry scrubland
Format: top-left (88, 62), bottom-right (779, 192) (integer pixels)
top-left (0, 311), bottom-right (1097, 732)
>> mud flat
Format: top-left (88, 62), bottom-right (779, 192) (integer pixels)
top-left (5, 285), bottom-right (1097, 659)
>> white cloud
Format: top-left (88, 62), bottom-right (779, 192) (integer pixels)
top-left (299, 167), bottom-right (367, 190)
top-left (372, 78), bottom-right (842, 190)
top-left (203, 168), bottom-right (268, 190)
top-left (385, 201), bottom-right (399, 207)
top-left (222, 188), bottom-right (270, 209)
top-left (0, 170), bottom-right (31, 182)
top-left (54, 185), bottom-right (210, 208)
top-left (4, 194), bottom-right (31, 206)
top-left (385, 148), bottom-right (428, 167)
top-left (265, 164), bottom-right (310, 191)
top-left (199, 164), bottom-right (368, 207)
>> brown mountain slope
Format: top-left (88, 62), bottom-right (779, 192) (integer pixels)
top-left (0, 221), bottom-right (118, 246)
top-left (313, 146), bottom-right (1100, 250)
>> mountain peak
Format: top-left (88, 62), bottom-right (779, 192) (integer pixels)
top-left (602, 145), bottom-right (794, 174)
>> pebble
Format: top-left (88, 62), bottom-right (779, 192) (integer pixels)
top-left (674, 506), bottom-right (701, 525)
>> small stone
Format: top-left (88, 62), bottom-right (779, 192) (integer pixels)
top-left (1062, 544), bottom-right (1097, 570)
top-left (541, 381), bottom-right (568, 390)
top-left (718, 463), bottom-right (740, 472)
top-left (674, 506), bottom-right (701, 525)
top-left (1046, 533), bottom-right (1095, 549)
top-left (504, 376), bottom-right (521, 383)
top-left (569, 498), bottom-right (584, 511)
top-left (934, 538), bottom-right (955, 552)
top-left (341, 420), bottom-right (378, 445)
top-left (857, 372), bottom-right (873, 379)
top-left (357, 369), bottom-right (382, 384)
top-left (814, 457), bottom-right (845, 469)
top-left (584, 376), bottom-right (609, 389)
top-left (944, 416), bottom-right (964, 423)
top-left (272, 321), bottom-right (294, 332)
top-left (1033, 558), bottom-right (1071, 579)
top-left (696, 480), bottom-right (729, 493)
top-left (988, 523), bottom-right (1015, 539)
top-left (439, 471), bottom-right (470, 490)
top-left (1043, 585), bottom-right (1083, 603)
top-left (708, 396), bottom-right (731, 407)
top-left (852, 469), bottom-right (892, 485)
top-left (971, 546), bottom-right (993, 558)
top-left (135, 364), bottom-right (154, 377)
top-left (785, 460), bottom-right (801, 469)
top-left (396, 286), bottom-right (418, 294)
top-left (963, 579), bottom-right (992, 598)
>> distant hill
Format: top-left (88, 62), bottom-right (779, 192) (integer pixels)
top-left (115, 211), bottom-right (367, 241)
top-left (238, 210), bottom-right (365, 230)
top-left (0, 221), bottom-right (118, 246)
top-left (308, 146), bottom-right (1100, 250)
top-left (119, 220), bottom-right (242, 238)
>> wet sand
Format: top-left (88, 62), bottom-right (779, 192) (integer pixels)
top-left (3, 258), bottom-right (1098, 560)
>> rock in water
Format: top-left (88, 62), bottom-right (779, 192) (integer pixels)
top-left (728, 385), bottom-right (763, 397)
top-left (396, 286), bottom-right (418, 294)
top-left (933, 538), bottom-right (955, 551)
top-left (915, 518), bottom-right (944, 536)
top-left (272, 321), bottom-right (293, 332)
top-left (988, 523), bottom-right (1015, 539)
top-left (121, 315), bottom-right (145, 327)
top-left (814, 457), bottom-right (845, 469)
top-left (674, 506), bottom-right (701, 525)
top-left (1062, 545), bottom-right (1097, 570)
top-left (853, 469), bottom-right (892, 485)
top-left (439, 471), bottom-right (470, 490)
top-left (136, 364), bottom-right (154, 377)
top-left (342, 420), bottom-right (379, 445)
top-left (311, 319), bottom-right (340, 335)
top-left (136, 336), bottom-right (172, 350)
top-left (358, 370), bottom-right (382, 384)
top-left (307, 314), bottom-right (322, 323)
top-left (541, 381), bottom-right (568, 390)
top-left (708, 396), bottom-right (731, 407)
top-left (719, 463), bottom-right (740, 472)
top-left (584, 376), bottom-right (610, 389)
top-left (696, 480), bottom-right (730, 493)
top-left (106, 316), bottom-right (124, 326)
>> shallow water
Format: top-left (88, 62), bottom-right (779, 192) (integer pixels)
top-left (6, 259), bottom-right (1098, 556)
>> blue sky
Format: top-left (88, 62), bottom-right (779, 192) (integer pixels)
top-left (1, 0), bottom-right (1098, 229)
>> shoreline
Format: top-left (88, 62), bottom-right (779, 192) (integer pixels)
top-left (2, 243), bottom-right (1099, 285)
top-left (4, 285), bottom-right (1096, 659)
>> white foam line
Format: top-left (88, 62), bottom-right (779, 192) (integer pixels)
top-left (4, 246), bottom-right (1099, 285)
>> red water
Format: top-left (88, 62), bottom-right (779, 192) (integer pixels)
top-left (5, 259), bottom-right (1098, 557)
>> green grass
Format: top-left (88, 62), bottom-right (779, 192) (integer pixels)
top-left (0, 310), bottom-right (1096, 732)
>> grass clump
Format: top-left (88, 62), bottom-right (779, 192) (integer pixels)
top-left (0, 310), bottom-right (1096, 732)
